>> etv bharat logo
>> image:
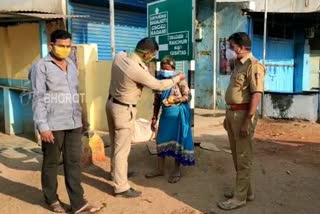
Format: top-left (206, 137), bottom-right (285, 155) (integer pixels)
top-left (19, 91), bottom-right (85, 106)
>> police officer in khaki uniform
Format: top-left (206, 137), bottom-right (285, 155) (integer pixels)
top-left (217, 32), bottom-right (266, 210)
top-left (106, 38), bottom-right (185, 198)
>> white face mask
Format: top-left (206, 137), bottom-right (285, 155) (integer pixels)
top-left (226, 49), bottom-right (237, 61)
top-left (159, 69), bottom-right (175, 77)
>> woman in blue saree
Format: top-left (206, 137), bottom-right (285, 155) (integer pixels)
top-left (145, 56), bottom-right (195, 183)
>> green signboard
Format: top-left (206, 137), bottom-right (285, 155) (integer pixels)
top-left (147, 0), bottom-right (194, 61)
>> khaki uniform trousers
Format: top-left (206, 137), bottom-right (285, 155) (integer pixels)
top-left (106, 99), bottom-right (137, 193)
top-left (225, 109), bottom-right (258, 201)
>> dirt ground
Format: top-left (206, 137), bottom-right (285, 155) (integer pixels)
top-left (1, 109), bottom-right (320, 214)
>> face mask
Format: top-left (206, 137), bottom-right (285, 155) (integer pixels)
top-left (159, 69), bottom-right (175, 78)
top-left (53, 46), bottom-right (71, 59)
top-left (141, 55), bottom-right (155, 64)
top-left (136, 48), bottom-right (156, 64)
top-left (226, 49), bottom-right (237, 61)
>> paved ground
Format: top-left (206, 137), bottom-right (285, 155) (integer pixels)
top-left (0, 109), bottom-right (320, 214)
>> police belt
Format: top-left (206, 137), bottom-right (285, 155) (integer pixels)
top-left (226, 103), bottom-right (250, 111)
top-left (108, 95), bottom-right (136, 108)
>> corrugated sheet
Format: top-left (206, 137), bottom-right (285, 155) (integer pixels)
top-left (20, 13), bottom-right (89, 19)
top-left (70, 3), bottom-right (147, 60)
top-left (0, 0), bottom-right (65, 14)
top-left (251, 0), bottom-right (320, 13)
top-left (217, 0), bottom-right (320, 13)
top-left (4, 12), bottom-right (88, 20)
top-left (70, 0), bottom-right (149, 8)
top-left (253, 35), bottom-right (295, 92)
top-left (116, 0), bottom-right (147, 8)
top-left (0, 10), bottom-right (53, 13)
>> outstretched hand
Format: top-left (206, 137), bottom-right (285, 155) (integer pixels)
top-left (178, 72), bottom-right (185, 81)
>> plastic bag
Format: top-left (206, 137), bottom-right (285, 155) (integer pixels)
top-left (81, 132), bottom-right (107, 166)
top-left (132, 118), bottom-right (154, 143)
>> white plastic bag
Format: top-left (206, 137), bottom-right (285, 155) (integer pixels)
top-left (132, 118), bottom-right (153, 143)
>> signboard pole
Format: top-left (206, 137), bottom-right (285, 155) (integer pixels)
top-left (188, 60), bottom-right (195, 128)
top-left (213, 0), bottom-right (217, 110)
top-left (156, 61), bottom-right (161, 77)
top-left (261, 0), bottom-right (268, 118)
top-left (190, 0), bottom-right (196, 132)
top-left (110, 0), bottom-right (116, 59)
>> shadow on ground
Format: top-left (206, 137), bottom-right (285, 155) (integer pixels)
top-left (1, 132), bottom-right (320, 214)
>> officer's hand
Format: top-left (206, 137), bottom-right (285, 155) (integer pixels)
top-left (223, 119), bottom-right (227, 130)
top-left (151, 118), bottom-right (157, 132)
top-left (178, 73), bottom-right (185, 81)
top-left (240, 119), bottom-right (250, 137)
top-left (40, 131), bottom-right (54, 143)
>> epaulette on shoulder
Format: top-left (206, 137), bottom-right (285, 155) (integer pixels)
top-left (249, 57), bottom-right (259, 64)
top-left (250, 58), bottom-right (264, 67)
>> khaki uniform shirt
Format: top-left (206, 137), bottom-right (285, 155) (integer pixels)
top-left (225, 53), bottom-right (266, 104)
top-left (109, 52), bottom-right (180, 105)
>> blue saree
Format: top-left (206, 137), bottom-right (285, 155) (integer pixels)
top-left (156, 74), bottom-right (195, 166)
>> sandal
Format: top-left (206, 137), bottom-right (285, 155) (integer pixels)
top-left (224, 190), bottom-right (255, 201)
top-left (74, 203), bottom-right (102, 214)
top-left (168, 175), bottom-right (181, 183)
top-left (49, 201), bottom-right (67, 213)
top-left (217, 199), bottom-right (246, 210)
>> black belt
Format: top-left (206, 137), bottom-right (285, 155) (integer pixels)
top-left (108, 95), bottom-right (136, 107)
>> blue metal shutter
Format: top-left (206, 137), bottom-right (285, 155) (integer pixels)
top-left (252, 35), bottom-right (295, 93)
top-left (70, 3), bottom-right (147, 60)
top-left (116, 0), bottom-right (146, 7)
top-left (114, 10), bottom-right (147, 55)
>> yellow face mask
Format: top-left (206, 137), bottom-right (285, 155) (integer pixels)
top-left (53, 46), bottom-right (71, 59)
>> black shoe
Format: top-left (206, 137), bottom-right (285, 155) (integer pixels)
top-left (115, 188), bottom-right (142, 198)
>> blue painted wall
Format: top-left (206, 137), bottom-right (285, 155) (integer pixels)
top-left (0, 79), bottom-right (32, 135)
top-left (302, 42), bottom-right (311, 91)
top-left (195, 0), bottom-right (213, 108)
top-left (216, 3), bottom-right (248, 109)
top-left (8, 89), bottom-right (23, 134)
top-left (0, 87), bottom-right (33, 135)
top-left (252, 36), bottom-right (295, 93)
top-left (70, 2), bottom-right (147, 60)
top-left (294, 30), bottom-right (311, 92)
top-left (251, 25), bottom-right (311, 93)
top-left (0, 78), bottom-right (31, 89)
top-left (195, 2), bottom-right (248, 109)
